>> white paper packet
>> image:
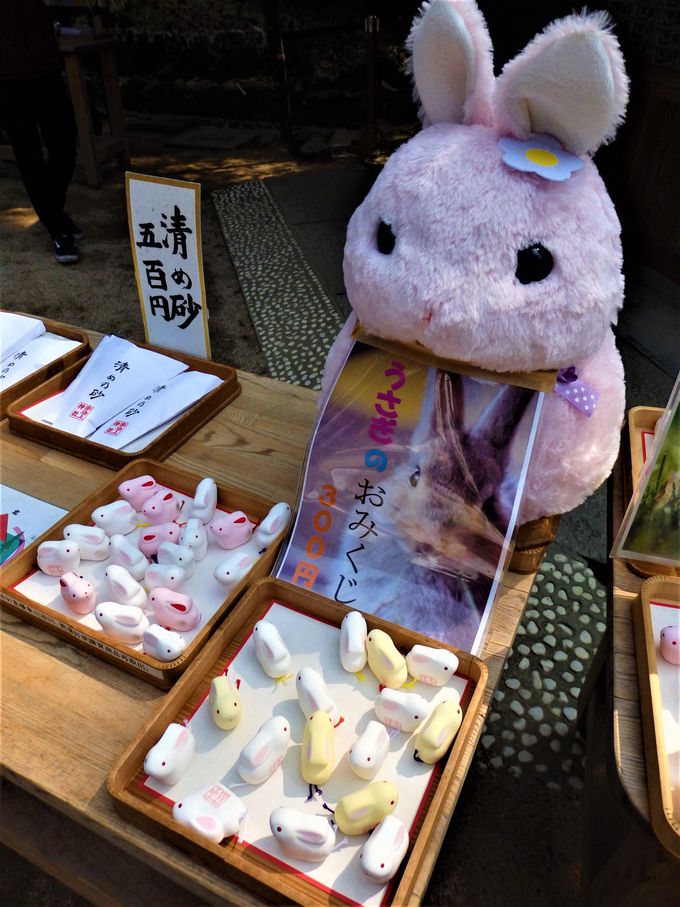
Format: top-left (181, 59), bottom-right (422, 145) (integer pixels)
top-left (0, 333), bottom-right (82, 390)
top-left (89, 370), bottom-right (223, 449)
top-left (51, 336), bottom-right (188, 437)
top-left (0, 312), bottom-right (45, 362)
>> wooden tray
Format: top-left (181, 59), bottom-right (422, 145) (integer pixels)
top-left (6, 341), bottom-right (240, 469)
top-left (632, 576), bottom-right (680, 859)
top-left (0, 317), bottom-right (90, 419)
top-left (0, 460), bottom-right (289, 688)
top-left (625, 407), bottom-right (679, 579)
top-left (108, 577), bottom-right (488, 906)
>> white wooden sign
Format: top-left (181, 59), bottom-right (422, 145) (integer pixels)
top-left (126, 173), bottom-right (211, 358)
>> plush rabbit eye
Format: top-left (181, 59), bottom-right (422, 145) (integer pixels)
top-left (409, 466), bottom-right (420, 488)
top-left (376, 220), bottom-right (396, 255)
top-left (515, 244), bottom-right (553, 284)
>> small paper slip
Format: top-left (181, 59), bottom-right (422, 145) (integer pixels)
top-left (0, 333), bottom-right (82, 390)
top-left (50, 336), bottom-right (188, 438)
top-left (89, 370), bottom-right (222, 449)
top-left (0, 312), bottom-right (45, 362)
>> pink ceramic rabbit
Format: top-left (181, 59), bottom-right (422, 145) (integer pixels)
top-left (118, 475), bottom-right (158, 512)
top-left (142, 490), bottom-right (181, 525)
top-left (138, 523), bottom-right (181, 558)
top-left (323, 0), bottom-right (629, 524)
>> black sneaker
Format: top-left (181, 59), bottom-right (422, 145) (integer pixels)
top-left (63, 213), bottom-right (84, 241)
top-left (53, 233), bottom-right (80, 264)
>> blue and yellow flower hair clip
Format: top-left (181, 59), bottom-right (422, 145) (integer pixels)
top-left (498, 134), bottom-right (584, 182)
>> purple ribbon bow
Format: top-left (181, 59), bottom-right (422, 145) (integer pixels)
top-left (554, 366), bottom-right (599, 417)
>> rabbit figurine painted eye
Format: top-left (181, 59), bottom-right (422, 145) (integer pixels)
top-left (323, 0), bottom-right (629, 524)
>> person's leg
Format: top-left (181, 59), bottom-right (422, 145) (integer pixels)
top-left (0, 77), bottom-right (66, 236)
top-left (35, 72), bottom-right (77, 217)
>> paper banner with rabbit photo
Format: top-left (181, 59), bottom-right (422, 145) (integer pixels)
top-left (277, 343), bottom-right (544, 654)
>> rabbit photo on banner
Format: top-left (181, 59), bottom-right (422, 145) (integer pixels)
top-left (278, 346), bottom-right (544, 652)
top-left (322, 0), bottom-right (630, 527)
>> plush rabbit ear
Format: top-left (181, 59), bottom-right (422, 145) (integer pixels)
top-left (495, 11), bottom-right (629, 155)
top-left (407, 0), bottom-right (495, 127)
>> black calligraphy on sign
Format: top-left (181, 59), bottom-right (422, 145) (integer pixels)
top-left (149, 293), bottom-right (202, 330)
top-left (136, 206), bottom-right (192, 260)
top-left (136, 200), bottom-right (201, 332)
top-left (333, 479), bottom-right (387, 605)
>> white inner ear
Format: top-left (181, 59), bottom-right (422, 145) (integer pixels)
top-left (503, 32), bottom-right (615, 155)
top-left (413, 1), bottom-right (476, 125)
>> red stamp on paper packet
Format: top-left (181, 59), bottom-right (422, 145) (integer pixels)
top-left (69, 403), bottom-right (94, 421)
top-left (202, 785), bottom-right (231, 808)
top-left (105, 420), bottom-right (128, 436)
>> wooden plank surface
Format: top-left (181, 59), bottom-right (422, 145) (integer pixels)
top-left (0, 325), bottom-right (539, 903)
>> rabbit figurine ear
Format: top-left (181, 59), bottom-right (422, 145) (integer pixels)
top-left (495, 11), bottom-right (629, 155)
top-left (407, 0), bottom-right (495, 127)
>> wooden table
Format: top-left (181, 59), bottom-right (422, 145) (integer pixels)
top-left (579, 461), bottom-right (680, 905)
top-left (0, 358), bottom-right (536, 905)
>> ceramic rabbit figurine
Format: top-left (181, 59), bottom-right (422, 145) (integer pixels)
top-left (323, 0), bottom-right (629, 524)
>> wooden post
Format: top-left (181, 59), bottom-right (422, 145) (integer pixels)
top-left (357, 15), bottom-right (382, 157)
top-left (63, 51), bottom-right (101, 188)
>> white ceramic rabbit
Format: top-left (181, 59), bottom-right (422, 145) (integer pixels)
top-left (172, 783), bottom-right (246, 843)
top-left (348, 720), bottom-right (390, 781)
top-left (37, 540), bottom-right (80, 576)
top-left (269, 807), bottom-right (336, 862)
top-left (143, 722), bottom-right (195, 784)
top-left (323, 0), bottom-right (629, 526)
top-left (339, 610), bottom-right (368, 674)
top-left (157, 541), bottom-right (195, 578)
top-left (360, 815), bottom-right (409, 883)
top-left (144, 562), bottom-right (186, 591)
top-left (104, 564), bottom-right (147, 610)
top-left (237, 715), bottom-right (290, 784)
top-left (179, 517), bottom-right (209, 561)
top-left (94, 601), bottom-right (149, 644)
top-left (142, 624), bottom-right (187, 662)
top-left (374, 688), bottom-right (430, 733)
top-left (188, 477), bottom-right (218, 524)
top-left (252, 619), bottom-right (292, 679)
top-left (109, 533), bottom-right (148, 581)
top-left (91, 500), bottom-right (137, 535)
top-left (295, 666), bottom-right (340, 724)
top-left (62, 524), bottom-right (109, 561)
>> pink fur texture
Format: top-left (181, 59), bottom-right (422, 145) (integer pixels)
top-left (519, 330), bottom-right (625, 522)
top-left (323, 0), bottom-right (630, 522)
top-left (344, 123), bottom-right (623, 373)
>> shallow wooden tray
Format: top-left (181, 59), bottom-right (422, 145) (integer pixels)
top-left (632, 576), bottom-right (680, 859)
top-left (625, 407), bottom-right (679, 579)
top-left (6, 341), bottom-right (240, 469)
top-left (108, 577), bottom-right (488, 906)
top-left (0, 317), bottom-right (90, 419)
top-left (0, 460), bottom-right (288, 688)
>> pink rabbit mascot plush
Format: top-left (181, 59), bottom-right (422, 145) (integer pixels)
top-left (322, 0), bottom-right (629, 525)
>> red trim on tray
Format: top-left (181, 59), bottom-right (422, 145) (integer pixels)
top-left (18, 388), bottom-right (63, 416)
top-left (641, 429), bottom-right (655, 464)
top-left (650, 598), bottom-right (680, 611)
